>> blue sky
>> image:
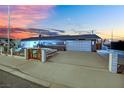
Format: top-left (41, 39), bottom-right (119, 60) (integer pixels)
top-left (41, 5), bottom-right (124, 29)
top-left (39, 5), bottom-right (124, 39)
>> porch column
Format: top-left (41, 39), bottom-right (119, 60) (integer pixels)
top-left (109, 52), bottom-right (118, 73)
top-left (10, 48), bottom-right (13, 56)
top-left (0, 47), bottom-right (2, 55)
top-left (24, 48), bottom-right (28, 59)
top-left (42, 49), bottom-right (46, 63)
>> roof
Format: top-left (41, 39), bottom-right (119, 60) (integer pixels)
top-left (0, 37), bottom-right (13, 40)
top-left (21, 34), bottom-right (101, 41)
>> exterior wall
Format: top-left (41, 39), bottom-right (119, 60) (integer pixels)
top-left (21, 40), bottom-right (65, 49)
top-left (21, 40), bottom-right (39, 48)
top-left (21, 39), bottom-right (99, 52)
top-left (38, 40), bottom-right (65, 46)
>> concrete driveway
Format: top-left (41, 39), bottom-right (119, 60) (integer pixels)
top-left (48, 51), bottom-right (108, 70)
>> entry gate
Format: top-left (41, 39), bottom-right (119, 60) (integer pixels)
top-left (26, 48), bottom-right (42, 61)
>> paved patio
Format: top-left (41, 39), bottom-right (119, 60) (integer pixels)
top-left (0, 51), bottom-right (124, 88)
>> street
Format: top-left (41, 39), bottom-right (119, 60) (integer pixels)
top-left (0, 70), bottom-right (46, 88)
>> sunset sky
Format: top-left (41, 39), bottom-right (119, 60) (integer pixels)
top-left (0, 5), bottom-right (124, 40)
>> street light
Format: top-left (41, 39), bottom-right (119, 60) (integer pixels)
top-left (7, 5), bottom-right (10, 54)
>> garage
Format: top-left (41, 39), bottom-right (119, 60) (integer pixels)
top-left (66, 40), bottom-right (92, 52)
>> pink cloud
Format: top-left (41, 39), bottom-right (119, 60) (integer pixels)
top-left (0, 5), bottom-right (54, 28)
top-left (0, 13), bottom-right (8, 27)
top-left (0, 5), bottom-right (54, 39)
top-left (10, 5), bottom-right (54, 28)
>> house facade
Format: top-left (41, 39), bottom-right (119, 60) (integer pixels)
top-left (21, 34), bottom-right (102, 52)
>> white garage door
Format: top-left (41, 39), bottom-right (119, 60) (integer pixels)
top-left (66, 40), bottom-right (92, 52)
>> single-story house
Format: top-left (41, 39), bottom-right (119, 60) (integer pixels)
top-left (21, 34), bottom-right (102, 52)
top-left (0, 38), bottom-right (14, 46)
top-left (0, 38), bottom-right (21, 48)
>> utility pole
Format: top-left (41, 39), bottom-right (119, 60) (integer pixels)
top-left (110, 29), bottom-right (114, 49)
top-left (91, 30), bottom-right (94, 34)
top-left (111, 29), bottom-right (113, 41)
top-left (7, 5), bottom-right (10, 54)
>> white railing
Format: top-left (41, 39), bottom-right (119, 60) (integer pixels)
top-left (42, 48), bottom-right (57, 63)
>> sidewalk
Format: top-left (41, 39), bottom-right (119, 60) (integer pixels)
top-left (0, 52), bottom-right (124, 88)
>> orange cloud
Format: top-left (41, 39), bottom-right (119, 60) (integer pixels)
top-left (10, 31), bottom-right (38, 39)
top-left (0, 30), bottom-right (38, 39)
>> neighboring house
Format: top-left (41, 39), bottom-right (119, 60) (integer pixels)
top-left (0, 38), bottom-right (18, 48)
top-left (0, 38), bottom-right (9, 45)
top-left (21, 34), bottom-right (102, 52)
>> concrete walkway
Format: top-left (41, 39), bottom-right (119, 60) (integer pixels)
top-left (0, 52), bottom-right (124, 88)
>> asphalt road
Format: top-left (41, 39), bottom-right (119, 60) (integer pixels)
top-left (0, 70), bottom-right (47, 88)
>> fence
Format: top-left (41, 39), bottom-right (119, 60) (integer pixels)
top-left (0, 47), bottom-right (25, 57)
top-left (25, 48), bottom-right (57, 63)
top-left (0, 47), bottom-right (57, 63)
